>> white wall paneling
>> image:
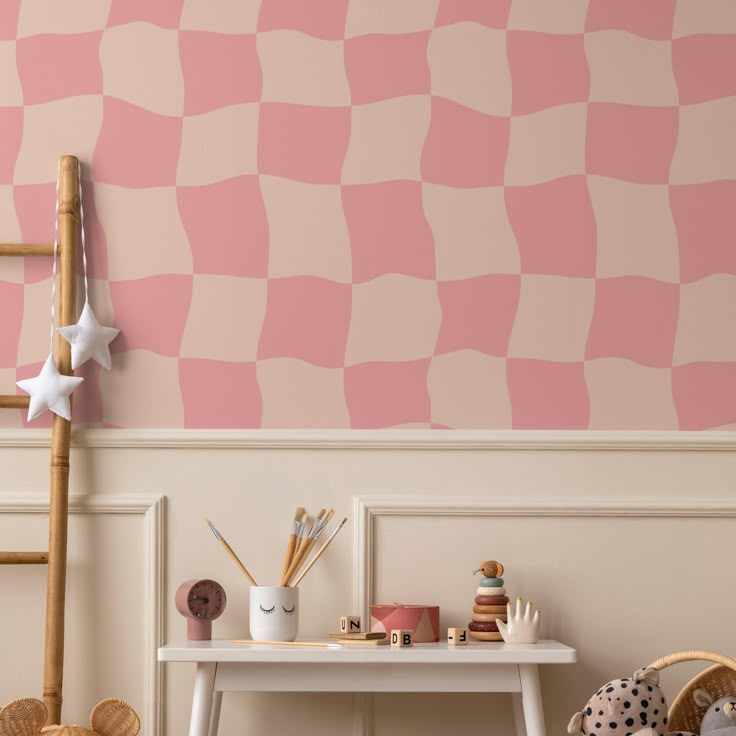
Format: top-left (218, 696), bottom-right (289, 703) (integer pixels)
top-left (0, 493), bottom-right (164, 736)
top-left (1, 428), bottom-right (736, 450)
top-left (0, 429), bottom-right (734, 735)
top-left (353, 494), bottom-right (736, 735)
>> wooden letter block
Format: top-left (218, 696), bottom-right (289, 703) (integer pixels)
top-left (390, 629), bottom-right (413, 648)
top-left (447, 627), bottom-right (468, 646)
top-left (340, 616), bottom-right (361, 634)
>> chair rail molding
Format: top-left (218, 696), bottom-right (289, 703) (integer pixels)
top-left (0, 428), bottom-right (735, 450)
top-left (0, 493), bottom-right (164, 736)
top-left (351, 493), bottom-right (736, 736)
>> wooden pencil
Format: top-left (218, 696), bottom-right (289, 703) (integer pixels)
top-left (233, 640), bottom-right (337, 648)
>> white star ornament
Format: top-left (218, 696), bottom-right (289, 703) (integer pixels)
top-left (16, 354), bottom-right (84, 421)
top-left (57, 303), bottom-right (120, 370)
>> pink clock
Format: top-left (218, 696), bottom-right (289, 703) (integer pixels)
top-left (175, 579), bottom-right (227, 641)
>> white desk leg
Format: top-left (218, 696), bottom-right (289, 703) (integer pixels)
top-left (190, 662), bottom-right (217, 736)
top-left (512, 693), bottom-right (528, 736)
top-left (208, 691), bottom-right (223, 736)
top-left (519, 664), bottom-right (546, 736)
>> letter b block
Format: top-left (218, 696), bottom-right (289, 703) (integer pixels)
top-left (447, 627), bottom-right (468, 646)
top-left (390, 629), bottom-right (413, 648)
top-left (340, 615), bottom-right (362, 634)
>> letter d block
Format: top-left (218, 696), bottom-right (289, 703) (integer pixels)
top-left (390, 629), bottom-right (413, 648)
top-left (447, 627), bottom-right (468, 646)
top-left (340, 616), bottom-right (361, 634)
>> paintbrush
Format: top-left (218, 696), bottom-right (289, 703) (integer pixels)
top-left (280, 505), bottom-right (305, 582)
top-left (279, 511), bottom-right (309, 586)
top-left (295, 508), bottom-right (325, 557)
top-left (205, 517), bottom-right (258, 586)
top-left (284, 509), bottom-right (334, 585)
top-left (291, 516), bottom-right (347, 587)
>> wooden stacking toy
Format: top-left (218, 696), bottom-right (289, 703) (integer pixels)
top-left (468, 559), bottom-right (507, 641)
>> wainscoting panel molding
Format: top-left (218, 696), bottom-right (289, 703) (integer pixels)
top-left (0, 493), bottom-right (164, 736)
top-left (0, 429), bottom-right (734, 450)
top-left (352, 494), bottom-right (736, 736)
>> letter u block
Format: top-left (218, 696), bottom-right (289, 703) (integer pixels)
top-left (340, 615), bottom-right (361, 634)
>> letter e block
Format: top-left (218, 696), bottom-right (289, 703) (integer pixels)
top-left (447, 627), bottom-right (468, 646)
top-left (391, 629), bottom-right (413, 648)
top-left (340, 616), bottom-right (361, 634)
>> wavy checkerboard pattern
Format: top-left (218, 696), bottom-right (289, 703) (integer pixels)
top-left (0, 0), bottom-right (734, 429)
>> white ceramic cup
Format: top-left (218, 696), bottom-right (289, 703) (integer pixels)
top-left (249, 586), bottom-right (299, 642)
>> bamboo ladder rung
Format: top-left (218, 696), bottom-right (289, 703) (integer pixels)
top-left (0, 395), bottom-right (30, 409)
top-left (0, 243), bottom-right (55, 257)
top-left (0, 552), bottom-right (48, 564)
top-left (0, 245), bottom-right (53, 412)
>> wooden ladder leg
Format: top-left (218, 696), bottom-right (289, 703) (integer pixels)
top-left (43, 155), bottom-right (78, 726)
top-left (44, 421), bottom-right (70, 725)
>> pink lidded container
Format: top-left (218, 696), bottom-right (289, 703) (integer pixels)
top-left (369, 604), bottom-right (440, 642)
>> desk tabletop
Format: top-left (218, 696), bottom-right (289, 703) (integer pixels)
top-left (159, 639), bottom-right (576, 664)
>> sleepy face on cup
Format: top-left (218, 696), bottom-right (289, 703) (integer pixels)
top-left (258, 601), bottom-right (296, 616)
top-left (249, 586), bottom-right (299, 642)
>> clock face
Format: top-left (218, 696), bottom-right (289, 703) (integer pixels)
top-left (183, 579), bottom-right (226, 621)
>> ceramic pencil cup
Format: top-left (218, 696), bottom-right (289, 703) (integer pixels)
top-left (249, 586), bottom-right (299, 642)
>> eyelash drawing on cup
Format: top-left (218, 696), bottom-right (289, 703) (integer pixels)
top-left (282, 605), bottom-right (295, 615)
top-left (260, 604), bottom-right (276, 615)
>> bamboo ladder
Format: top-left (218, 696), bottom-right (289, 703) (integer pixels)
top-left (0, 155), bottom-right (79, 726)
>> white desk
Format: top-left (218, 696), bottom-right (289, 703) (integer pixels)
top-left (159, 639), bottom-right (575, 736)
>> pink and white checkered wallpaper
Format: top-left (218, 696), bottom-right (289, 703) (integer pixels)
top-left (0, 0), bottom-right (734, 430)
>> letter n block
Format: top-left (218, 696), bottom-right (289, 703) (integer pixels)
top-left (447, 627), bottom-right (468, 646)
top-left (340, 615), bottom-right (361, 634)
top-left (390, 629), bottom-right (413, 648)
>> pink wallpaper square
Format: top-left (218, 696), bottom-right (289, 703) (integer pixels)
top-left (0, 0), bottom-right (734, 430)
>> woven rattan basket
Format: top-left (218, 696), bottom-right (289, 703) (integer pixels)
top-left (648, 650), bottom-right (736, 733)
top-left (0, 697), bottom-right (139, 736)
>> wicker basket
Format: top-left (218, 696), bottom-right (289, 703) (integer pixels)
top-left (648, 650), bottom-right (736, 733)
top-left (0, 697), bottom-right (139, 736)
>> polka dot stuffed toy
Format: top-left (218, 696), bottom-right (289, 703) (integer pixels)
top-left (568, 666), bottom-right (697, 736)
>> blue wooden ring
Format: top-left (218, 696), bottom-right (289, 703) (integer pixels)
top-left (479, 577), bottom-right (504, 587)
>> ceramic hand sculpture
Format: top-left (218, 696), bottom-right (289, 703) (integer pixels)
top-left (0, 697), bottom-right (139, 736)
top-left (497, 597), bottom-right (540, 644)
top-left (693, 688), bottom-right (736, 736)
